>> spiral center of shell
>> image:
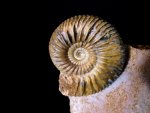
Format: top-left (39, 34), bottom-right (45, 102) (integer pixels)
top-left (74, 48), bottom-right (88, 60)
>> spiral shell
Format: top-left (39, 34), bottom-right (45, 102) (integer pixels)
top-left (49, 15), bottom-right (127, 96)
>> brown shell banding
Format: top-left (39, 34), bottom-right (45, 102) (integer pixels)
top-left (49, 15), bottom-right (127, 96)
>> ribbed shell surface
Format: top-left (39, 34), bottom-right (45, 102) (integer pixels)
top-left (49, 15), bottom-right (127, 96)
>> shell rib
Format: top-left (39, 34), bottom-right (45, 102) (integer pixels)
top-left (49, 15), bottom-right (128, 96)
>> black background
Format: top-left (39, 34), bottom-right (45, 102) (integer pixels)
top-left (10, 0), bottom-right (150, 112)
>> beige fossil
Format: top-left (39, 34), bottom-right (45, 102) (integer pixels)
top-left (49, 15), bottom-right (150, 113)
top-left (49, 15), bottom-right (128, 96)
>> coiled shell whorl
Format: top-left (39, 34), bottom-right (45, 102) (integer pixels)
top-left (49, 15), bottom-right (127, 96)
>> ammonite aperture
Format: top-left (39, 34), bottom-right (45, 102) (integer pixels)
top-left (49, 15), bottom-right (127, 96)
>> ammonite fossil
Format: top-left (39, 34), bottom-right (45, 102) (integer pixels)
top-left (49, 15), bottom-right (128, 96)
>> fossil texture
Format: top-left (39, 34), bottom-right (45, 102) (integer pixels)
top-left (49, 15), bottom-right (128, 96)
